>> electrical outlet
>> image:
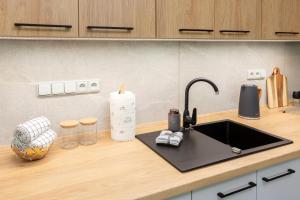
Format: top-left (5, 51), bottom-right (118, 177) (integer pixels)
top-left (77, 81), bottom-right (89, 93)
top-left (247, 69), bottom-right (266, 80)
top-left (88, 79), bottom-right (100, 92)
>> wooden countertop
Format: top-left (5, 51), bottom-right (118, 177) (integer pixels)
top-left (1, 107), bottom-right (300, 200)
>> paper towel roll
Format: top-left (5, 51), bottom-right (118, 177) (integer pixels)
top-left (110, 91), bottom-right (136, 141)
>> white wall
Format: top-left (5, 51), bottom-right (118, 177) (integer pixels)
top-left (0, 40), bottom-right (299, 144)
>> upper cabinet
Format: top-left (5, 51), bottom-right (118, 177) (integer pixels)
top-left (79, 0), bottom-right (156, 38)
top-left (1, 0), bottom-right (300, 41)
top-left (157, 0), bottom-right (215, 39)
top-left (0, 0), bottom-right (78, 37)
top-left (215, 0), bottom-right (261, 39)
top-left (262, 0), bottom-right (300, 40)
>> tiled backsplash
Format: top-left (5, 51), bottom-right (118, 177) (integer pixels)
top-left (0, 40), bottom-right (300, 144)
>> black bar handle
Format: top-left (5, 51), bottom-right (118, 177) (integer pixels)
top-left (275, 32), bottom-right (299, 35)
top-left (87, 26), bottom-right (133, 31)
top-left (217, 182), bottom-right (257, 198)
top-left (262, 169), bottom-right (296, 183)
top-left (179, 28), bottom-right (214, 33)
top-left (220, 30), bottom-right (250, 34)
top-left (15, 23), bottom-right (72, 29)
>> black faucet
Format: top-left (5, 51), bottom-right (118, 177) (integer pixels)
top-left (183, 78), bottom-right (219, 128)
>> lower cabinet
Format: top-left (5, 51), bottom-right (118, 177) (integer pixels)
top-left (168, 158), bottom-right (300, 200)
top-left (168, 192), bottom-right (191, 200)
top-left (257, 158), bottom-right (300, 200)
top-left (192, 173), bottom-right (256, 200)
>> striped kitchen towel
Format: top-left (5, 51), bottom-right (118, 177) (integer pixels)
top-left (14, 116), bottom-right (50, 144)
top-left (156, 130), bottom-right (183, 147)
top-left (12, 129), bottom-right (57, 151)
top-left (30, 129), bottom-right (57, 148)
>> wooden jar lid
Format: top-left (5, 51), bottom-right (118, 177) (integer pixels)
top-left (79, 118), bottom-right (98, 126)
top-left (60, 120), bottom-right (79, 128)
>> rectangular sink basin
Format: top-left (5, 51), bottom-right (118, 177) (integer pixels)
top-left (193, 120), bottom-right (291, 152)
top-left (137, 120), bottom-right (292, 172)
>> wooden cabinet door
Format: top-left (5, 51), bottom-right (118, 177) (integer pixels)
top-left (79, 0), bottom-right (155, 38)
top-left (215, 0), bottom-right (261, 39)
top-left (262, 0), bottom-right (300, 40)
top-left (192, 172), bottom-right (256, 200)
top-left (257, 158), bottom-right (300, 200)
top-left (0, 0), bottom-right (78, 37)
top-left (157, 0), bottom-right (215, 39)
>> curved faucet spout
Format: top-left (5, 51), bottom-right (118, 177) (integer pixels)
top-left (183, 78), bottom-right (219, 128)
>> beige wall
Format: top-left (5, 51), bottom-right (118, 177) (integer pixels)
top-left (0, 40), bottom-right (300, 144)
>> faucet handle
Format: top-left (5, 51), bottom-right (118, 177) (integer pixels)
top-left (191, 108), bottom-right (197, 125)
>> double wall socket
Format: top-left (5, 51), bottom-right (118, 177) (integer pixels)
top-left (247, 69), bottom-right (266, 80)
top-left (38, 79), bottom-right (101, 96)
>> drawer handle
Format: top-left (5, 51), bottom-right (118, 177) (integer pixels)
top-left (220, 30), bottom-right (250, 34)
top-left (87, 26), bottom-right (134, 31)
top-left (217, 182), bottom-right (256, 198)
top-left (262, 169), bottom-right (296, 183)
top-left (15, 23), bottom-right (72, 29)
top-left (275, 32), bottom-right (299, 35)
top-left (179, 28), bottom-right (214, 33)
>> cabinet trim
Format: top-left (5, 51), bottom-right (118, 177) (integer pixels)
top-left (262, 169), bottom-right (296, 183)
top-left (179, 29), bottom-right (214, 33)
top-left (86, 26), bottom-right (134, 31)
top-left (217, 182), bottom-right (257, 198)
top-left (275, 32), bottom-right (300, 36)
top-left (219, 30), bottom-right (250, 34)
top-left (14, 23), bottom-right (73, 29)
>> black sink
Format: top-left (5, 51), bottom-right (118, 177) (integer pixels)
top-left (137, 120), bottom-right (293, 172)
top-left (193, 120), bottom-right (290, 151)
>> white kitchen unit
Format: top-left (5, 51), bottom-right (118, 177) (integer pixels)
top-left (169, 157), bottom-right (300, 200)
top-left (257, 158), bottom-right (300, 200)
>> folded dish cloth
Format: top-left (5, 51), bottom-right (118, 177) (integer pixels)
top-left (14, 116), bottom-right (50, 144)
top-left (155, 130), bottom-right (183, 147)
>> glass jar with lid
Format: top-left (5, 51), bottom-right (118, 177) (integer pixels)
top-left (59, 120), bottom-right (79, 149)
top-left (79, 118), bottom-right (98, 145)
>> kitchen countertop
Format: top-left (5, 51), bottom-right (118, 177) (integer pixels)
top-left (1, 107), bottom-right (300, 200)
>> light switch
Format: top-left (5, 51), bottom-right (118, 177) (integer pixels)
top-left (77, 81), bottom-right (88, 93)
top-left (65, 81), bottom-right (77, 94)
top-left (52, 82), bottom-right (65, 95)
top-left (38, 82), bottom-right (52, 96)
top-left (88, 79), bottom-right (100, 92)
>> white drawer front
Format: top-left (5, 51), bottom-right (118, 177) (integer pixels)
top-left (192, 172), bottom-right (256, 200)
top-left (257, 158), bottom-right (300, 200)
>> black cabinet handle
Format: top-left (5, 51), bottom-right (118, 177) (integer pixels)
top-left (217, 182), bottom-right (256, 198)
top-left (87, 26), bottom-right (134, 31)
top-left (15, 23), bottom-right (72, 29)
top-left (220, 30), bottom-right (250, 34)
top-left (262, 169), bottom-right (296, 183)
top-left (179, 28), bottom-right (214, 33)
top-left (275, 32), bottom-right (299, 35)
